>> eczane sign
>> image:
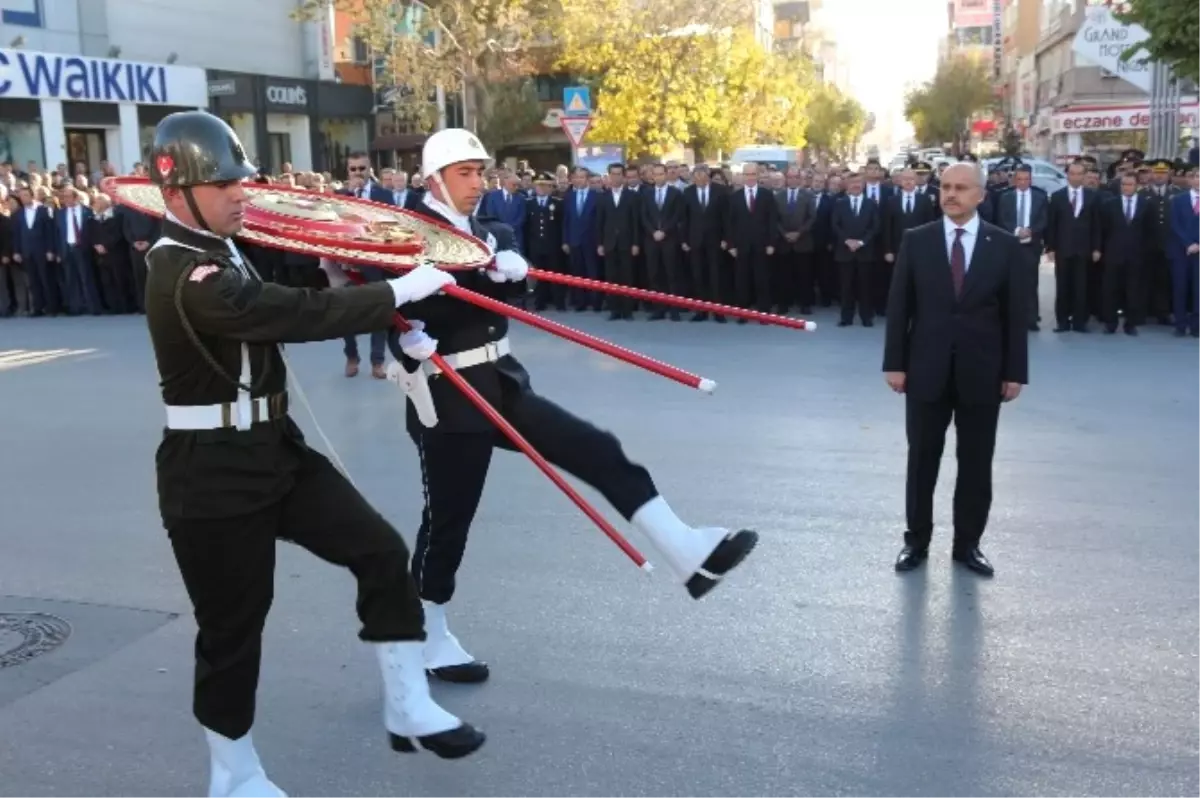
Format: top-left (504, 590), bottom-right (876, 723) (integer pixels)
top-left (1070, 5), bottom-right (1152, 93)
top-left (0, 48), bottom-right (207, 106)
top-left (1051, 103), bottom-right (1199, 134)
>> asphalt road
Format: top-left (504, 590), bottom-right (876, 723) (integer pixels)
top-left (0, 294), bottom-right (1196, 797)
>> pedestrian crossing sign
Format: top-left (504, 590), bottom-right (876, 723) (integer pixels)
top-left (563, 86), bottom-right (591, 117)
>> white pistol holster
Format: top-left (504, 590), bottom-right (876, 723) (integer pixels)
top-left (387, 362), bottom-right (439, 428)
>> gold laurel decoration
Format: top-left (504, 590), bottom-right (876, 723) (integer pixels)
top-left (111, 182), bottom-right (490, 270)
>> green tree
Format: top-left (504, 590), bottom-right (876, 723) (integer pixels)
top-left (475, 78), bottom-right (546, 152)
top-left (805, 84), bottom-right (867, 160)
top-left (1115, 0), bottom-right (1199, 83)
top-left (293, 0), bottom-right (554, 132)
top-left (903, 53), bottom-right (994, 154)
top-left (555, 0), bottom-right (753, 157)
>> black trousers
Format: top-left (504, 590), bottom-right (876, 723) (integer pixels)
top-left (838, 259), bottom-right (873, 324)
top-left (643, 238), bottom-right (680, 314)
top-left (130, 247), bottom-right (149, 312)
top-left (1102, 257), bottom-right (1144, 328)
top-left (409, 378), bottom-right (659, 605)
top-left (734, 245), bottom-right (771, 311)
top-left (687, 242), bottom-right (723, 305)
top-left (1018, 244), bottom-right (1040, 325)
top-left (904, 377), bottom-right (1001, 553)
top-left (531, 248), bottom-right (567, 309)
top-left (166, 445), bottom-right (424, 740)
top-left (604, 247), bottom-right (636, 315)
top-left (1054, 254), bottom-right (1089, 328)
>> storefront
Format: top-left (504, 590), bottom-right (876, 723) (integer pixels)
top-left (1038, 99), bottom-right (1200, 162)
top-left (207, 71), bottom-right (372, 176)
top-left (0, 47), bottom-right (207, 173)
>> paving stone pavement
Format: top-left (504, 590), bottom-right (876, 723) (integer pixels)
top-left (0, 289), bottom-right (1196, 797)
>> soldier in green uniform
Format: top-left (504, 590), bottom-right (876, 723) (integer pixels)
top-left (1145, 158), bottom-right (1181, 323)
top-left (142, 111), bottom-right (484, 797)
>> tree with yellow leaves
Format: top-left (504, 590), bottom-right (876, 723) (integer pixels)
top-left (691, 33), bottom-right (817, 157)
top-left (293, 0), bottom-right (553, 133)
top-left (805, 83), bottom-right (867, 160)
top-left (555, 0), bottom-right (754, 158)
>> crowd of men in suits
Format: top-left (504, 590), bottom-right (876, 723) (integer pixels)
top-left (974, 150), bottom-right (1199, 337)
top-left (6, 146), bottom-right (1197, 341)
top-left (0, 160), bottom-right (160, 318)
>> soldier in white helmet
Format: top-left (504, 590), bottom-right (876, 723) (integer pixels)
top-left (386, 129), bottom-right (759, 684)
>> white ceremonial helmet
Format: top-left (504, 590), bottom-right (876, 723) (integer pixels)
top-left (421, 128), bottom-right (491, 179)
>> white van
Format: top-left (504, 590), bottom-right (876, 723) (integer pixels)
top-left (728, 145), bottom-right (804, 172)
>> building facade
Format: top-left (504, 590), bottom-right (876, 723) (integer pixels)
top-left (0, 0), bottom-right (374, 176)
top-left (1030, 0), bottom-right (1197, 162)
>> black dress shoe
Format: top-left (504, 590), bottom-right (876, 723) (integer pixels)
top-left (1124, 326), bottom-right (1138, 336)
top-left (894, 545), bottom-right (928, 572)
top-left (686, 529), bottom-right (758, 599)
top-left (691, 312), bottom-right (709, 322)
top-left (1054, 324), bottom-right (1070, 333)
top-left (428, 660), bottom-right (490, 683)
top-left (952, 548), bottom-right (994, 577)
top-left (390, 723), bottom-right (486, 759)
top-left (714, 314), bottom-right (727, 323)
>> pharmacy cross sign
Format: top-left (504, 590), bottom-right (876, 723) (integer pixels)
top-left (560, 116), bottom-right (592, 147)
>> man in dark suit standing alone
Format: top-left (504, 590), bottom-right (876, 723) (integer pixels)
top-left (996, 164), bottom-right (1048, 331)
top-left (562, 167), bottom-right (601, 311)
top-left (681, 165), bottom-right (728, 321)
top-left (883, 163), bottom-right (1028, 578)
top-left (774, 167), bottom-right (816, 314)
top-left (725, 163), bottom-right (778, 320)
top-left (831, 172), bottom-right (881, 327)
top-left (1045, 159), bottom-right (1102, 332)
top-left (596, 162), bottom-right (640, 320)
top-left (640, 163), bottom-right (684, 320)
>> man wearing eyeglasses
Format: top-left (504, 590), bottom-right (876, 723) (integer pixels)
top-left (338, 152), bottom-right (396, 377)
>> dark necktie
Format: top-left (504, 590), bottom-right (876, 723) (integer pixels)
top-left (749, 189), bottom-right (755, 212)
top-left (951, 228), bottom-right (966, 298)
top-left (788, 190), bottom-right (796, 210)
top-left (701, 188), bottom-right (707, 208)
top-left (904, 195), bottom-right (911, 214)
top-left (1125, 197), bottom-right (1133, 221)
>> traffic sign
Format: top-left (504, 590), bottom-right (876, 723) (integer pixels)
top-left (563, 86), bottom-right (591, 117)
top-left (560, 116), bottom-right (592, 147)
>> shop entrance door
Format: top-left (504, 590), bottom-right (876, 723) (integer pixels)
top-left (64, 128), bottom-right (108, 176)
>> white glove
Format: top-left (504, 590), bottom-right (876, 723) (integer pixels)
top-left (319, 258), bottom-right (351, 287)
top-left (388, 263), bottom-right (455, 305)
top-left (397, 320), bottom-right (438, 360)
top-left (485, 249), bottom-right (529, 283)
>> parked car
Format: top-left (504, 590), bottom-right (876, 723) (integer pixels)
top-left (982, 156), bottom-right (1068, 194)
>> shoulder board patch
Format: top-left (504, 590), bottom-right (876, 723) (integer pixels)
top-left (190, 264), bottom-right (222, 283)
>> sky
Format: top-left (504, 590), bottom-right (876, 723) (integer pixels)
top-left (821, 0), bottom-right (949, 146)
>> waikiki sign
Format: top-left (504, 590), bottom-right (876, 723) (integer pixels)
top-left (0, 48), bottom-right (207, 106)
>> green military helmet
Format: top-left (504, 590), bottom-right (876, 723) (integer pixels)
top-left (150, 110), bottom-right (257, 188)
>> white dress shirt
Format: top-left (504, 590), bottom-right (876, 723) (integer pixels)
top-left (23, 202), bottom-right (40, 228)
top-left (65, 205), bottom-right (82, 246)
top-left (611, 187), bottom-right (622, 206)
top-left (1012, 188), bottom-right (1032, 234)
top-left (943, 212), bottom-right (980, 272)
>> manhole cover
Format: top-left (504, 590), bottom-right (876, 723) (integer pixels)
top-left (0, 612), bottom-right (72, 669)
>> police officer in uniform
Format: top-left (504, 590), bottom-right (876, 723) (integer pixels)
top-left (526, 171), bottom-right (567, 311)
top-left (142, 111), bottom-right (484, 796)
top-left (385, 129), bottom-right (759, 685)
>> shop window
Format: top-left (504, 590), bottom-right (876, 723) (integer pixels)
top-left (0, 121), bottom-right (44, 169)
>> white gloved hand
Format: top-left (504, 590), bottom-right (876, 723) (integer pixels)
top-left (397, 320), bottom-right (438, 360)
top-left (485, 249), bottom-right (529, 283)
top-left (388, 263), bottom-right (455, 305)
top-left (319, 258), bottom-right (351, 287)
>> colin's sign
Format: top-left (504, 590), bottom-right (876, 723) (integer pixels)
top-left (0, 48), bottom-right (208, 106)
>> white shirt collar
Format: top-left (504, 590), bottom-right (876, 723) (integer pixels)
top-left (423, 192), bottom-right (472, 234)
top-left (943, 212), bottom-right (980, 238)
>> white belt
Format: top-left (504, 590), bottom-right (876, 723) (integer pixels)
top-left (425, 337), bottom-right (510, 375)
top-left (165, 395), bottom-right (282, 430)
